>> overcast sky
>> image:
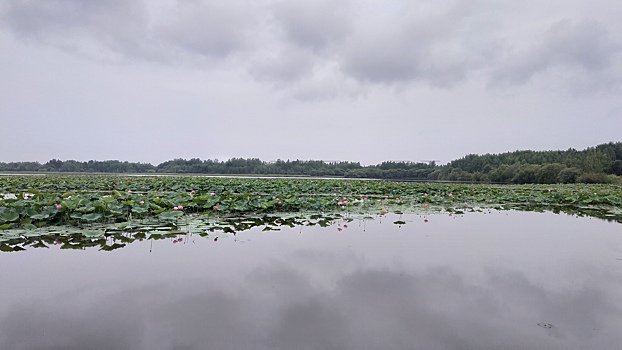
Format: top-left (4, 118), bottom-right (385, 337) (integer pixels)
top-left (1, 0), bottom-right (621, 165)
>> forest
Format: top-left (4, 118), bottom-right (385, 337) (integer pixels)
top-left (1, 142), bottom-right (621, 184)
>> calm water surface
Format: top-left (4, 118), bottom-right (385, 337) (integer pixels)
top-left (1, 211), bottom-right (621, 350)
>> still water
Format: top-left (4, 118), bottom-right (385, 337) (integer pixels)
top-left (1, 211), bottom-right (621, 349)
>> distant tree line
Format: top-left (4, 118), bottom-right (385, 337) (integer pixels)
top-left (1, 142), bottom-right (621, 184)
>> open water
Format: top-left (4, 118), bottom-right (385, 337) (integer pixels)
top-left (1, 211), bottom-right (621, 349)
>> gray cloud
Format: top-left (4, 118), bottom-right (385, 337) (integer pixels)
top-left (249, 44), bottom-right (318, 84)
top-left (0, 0), bottom-right (259, 64)
top-left (0, 0), bottom-right (151, 60)
top-left (339, 1), bottom-right (501, 87)
top-left (271, 0), bottom-right (352, 53)
top-left (492, 19), bottom-right (621, 86)
top-left (2, 0), bottom-right (621, 97)
top-left (0, 0), bottom-right (621, 163)
top-left (154, 1), bottom-right (259, 60)
top-left (1, 0), bottom-right (139, 36)
top-left (247, 0), bottom-right (357, 98)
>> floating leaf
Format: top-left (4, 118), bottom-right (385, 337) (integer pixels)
top-left (82, 230), bottom-right (105, 238)
top-left (0, 212), bottom-right (19, 223)
top-left (0, 223), bottom-right (14, 230)
top-left (30, 213), bottom-right (49, 220)
top-left (158, 211), bottom-right (184, 221)
top-left (82, 213), bottom-right (103, 222)
top-left (22, 223), bottom-right (37, 230)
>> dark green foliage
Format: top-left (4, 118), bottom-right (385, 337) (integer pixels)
top-left (1, 142), bottom-right (620, 184)
top-left (557, 167), bottom-right (582, 183)
top-left (512, 164), bottom-right (539, 184)
top-left (536, 164), bottom-right (566, 184)
top-left (2, 175), bottom-right (622, 252)
top-left (577, 173), bottom-right (610, 184)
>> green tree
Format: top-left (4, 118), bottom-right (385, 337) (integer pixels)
top-left (536, 164), bottom-right (566, 184)
top-left (512, 164), bottom-right (540, 184)
top-left (557, 167), bottom-right (582, 183)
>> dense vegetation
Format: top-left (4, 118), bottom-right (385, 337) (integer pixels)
top-left (1, 142), bottom-right (621, 184)
top-left (2, 175), bottom-right (621, 251)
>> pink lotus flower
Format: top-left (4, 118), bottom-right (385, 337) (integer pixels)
top-left (337, 227), bottom-right (342, 232)
top-left (213, 205), bottom-right (218, 210)
top-left (191, 190), bottom-right (195, 194)
top-left (343, 224), bottom-right (348, 228)
top-left (278, 201), bottom-right (282, 205)
top-left (338, 201), bottom-right (343, 206)
top-left (173, 206), bottom-right (178, 210)
top-left (424, 193), bottom-right (428, 197)
top-left (424, 203), bottom-right (429, 208)
top-left (178, 205), bottom-right (183, 210)
top-left (424, 219), bottom-right (429, 223)
top-left (55, 204), bottom-right (62, 210)
top-left (139, 200), bottom-right (144, 205)
top-left (448, 193), bottom-right (453, 197)
top-left (210, 192), bottom-right (215, 196)
top-left (127, 190), bottom-right (132, 194)
top-left (343, 200), bottom-right (348, 205)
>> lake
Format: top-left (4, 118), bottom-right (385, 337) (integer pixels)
top-left (1, 211), bottom-right (621, 349)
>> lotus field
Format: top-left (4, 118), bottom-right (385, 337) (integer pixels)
top-left (1, 175), bottom-right (621, 251)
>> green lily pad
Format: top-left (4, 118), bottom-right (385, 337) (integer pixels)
top-left (82, 213), bottom-right (103, 222)
top-left (30, 213), bottom-right (49, 220)
top-left (0, 212), bottom-right (19, 223)
top-left (82, 230), bottom-right (105, 238)
top-left (158, 211), bottom-right (184, 221)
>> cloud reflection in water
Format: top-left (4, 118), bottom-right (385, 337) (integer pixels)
top-left (1, 212), bottom-right (621, 350)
